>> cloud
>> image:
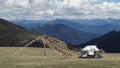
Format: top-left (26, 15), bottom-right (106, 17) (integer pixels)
top-left (0, 0), bottom-right (120, 20)
top-left (4, 0), bottom-right (30, 8)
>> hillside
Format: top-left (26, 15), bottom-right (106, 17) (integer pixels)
top-left (0, 18), bottom-right (67, 47)
top-left (0, 18), bottom-right (41, 46)
top-left (31, 24), bottom-right (99, 45)
top-left (79, 31), bottom-right (120, 53)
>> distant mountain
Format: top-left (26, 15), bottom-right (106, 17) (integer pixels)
top-left (79, 31), bottom-right (120, 53)
top-left (48, 19), bottom-right (120, 34)
top-left (10, 19), bottom-right (120, 34)
top-left (74, 19), bottom-right (120, 26)
top-left (10, 20), bottom-right (48, 29)
top-left (0, 18), bottom-right (67, 47)
top-left (73, 24), bottom-right (120, 34)
top-left (31, 24), bottom-right (99, 45)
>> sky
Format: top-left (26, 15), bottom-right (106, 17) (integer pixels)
top-left (0, 0), bottom-right (120, 20)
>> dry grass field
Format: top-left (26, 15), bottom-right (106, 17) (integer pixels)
top-left (0, 47), bottom-right (120, 68)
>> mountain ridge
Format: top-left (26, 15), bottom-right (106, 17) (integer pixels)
top-left (0, 18), bottom-right (67, 47)
top-left (31, 24), bottom-right (99, 45)
top-left (49, 19), bottom-right (120, 34)
top-left (10, 19), bottom-right (120, 34)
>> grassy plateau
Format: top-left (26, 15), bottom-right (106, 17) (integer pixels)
top-left (0, 47), bottom-right (120, 68)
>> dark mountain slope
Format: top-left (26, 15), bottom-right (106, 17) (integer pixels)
top-left (31, 24), bottom-right (99, 45)
top-left (0, 18), bottom-right (68, 48)
top-left (0, 18), bottom-right (40, 46)
top-left (80, 31), bottom-right (120, 53)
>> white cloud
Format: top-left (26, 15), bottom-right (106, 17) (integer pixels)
top-left (0, 0), bottom-right (120, 20)
top-left (93, 2), bottom-right (120, 19)
top-left (35, 11), bottom-right (45, 15)
top-left (46, 9), bottom-right (55, 15)
top-left (4, 0), bottom-right (29, 8)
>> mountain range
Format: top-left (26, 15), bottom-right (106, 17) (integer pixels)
top-left (0, 18), bottom-right (67, 47)
top-left (0, 18), bottom-right (120, 52)
top-left (49, 19), bottom-right (120, 34)
top-left (31, 24), bottom-right (99, 45)
top-left (73, 19), bottom-right (120, 26)
top-left (11, 19), bottom-right (120, 34)
top-left (10, 20), bottom-right (48, 29)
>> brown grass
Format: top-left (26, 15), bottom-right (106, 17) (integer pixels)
top-left (0, 47), bottom-right (120, 68)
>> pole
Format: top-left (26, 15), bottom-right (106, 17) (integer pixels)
top-left (43, 43), bottom-right (46, 55)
